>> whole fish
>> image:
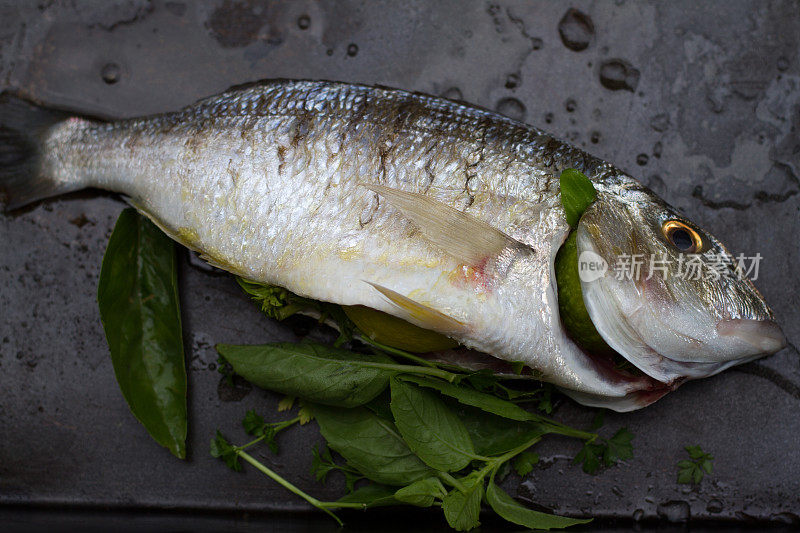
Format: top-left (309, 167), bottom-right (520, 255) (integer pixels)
top-left (0, 80), bottom-right (785, 411)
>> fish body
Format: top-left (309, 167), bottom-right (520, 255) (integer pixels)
top-left (0, 80), bottom-right (785, 410)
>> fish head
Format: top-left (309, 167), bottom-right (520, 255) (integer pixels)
top-left (574, 183), bottom-right (785, 384)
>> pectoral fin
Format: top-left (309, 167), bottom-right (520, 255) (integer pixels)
top-left (364, 183), bottom-right (523, 265)
top-left (367, 281), bottom-right (465, 336)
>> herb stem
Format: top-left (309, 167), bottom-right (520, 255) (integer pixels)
top-left (542, 422), bottom-right (597, 441)
top-left (237, 450), bottom-right (353, 525)
top-left (437, 471), bottom-right (467, 493)
top-left (355, 361), bottom-right (460, 382)
top-left (359, 336), bottom-right (441, 368)
top-left (238, 416), bottom-right (301, 451)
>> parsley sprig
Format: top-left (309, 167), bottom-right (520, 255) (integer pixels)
top-left (677, 445), bottom-right (714, 484)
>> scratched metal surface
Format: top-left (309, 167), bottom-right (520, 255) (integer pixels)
top-left (0, 0), bottom-right (798, 530)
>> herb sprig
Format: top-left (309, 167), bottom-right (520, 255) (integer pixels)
top-left (211, 313), bottom-right (633, 530)
top-left (677, 445), bottom-right (714, 484)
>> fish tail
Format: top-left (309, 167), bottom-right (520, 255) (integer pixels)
top-left (0, 93), bottom-right (76, 211)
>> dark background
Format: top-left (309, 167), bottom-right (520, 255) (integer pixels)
top-left (1, 0), bottom-right (798, 530)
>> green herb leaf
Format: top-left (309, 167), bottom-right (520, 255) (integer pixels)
top-left (574, 426), bottom-right (634, 474)
top-left (310, 443), bottom-right (363, 490)
top-left (537, 385), bottom-right (554, 414)
top-left (513, 451), bottom-right (540, 477)
top-left (677, 445), bottom-right (713, 485)
top-left (399, 375), bottom-right (546, 423)
top-left (559, 168), bottom-right (597, 228)
top-left (486, 478), bottom-right (591, 530)
top-left (216, 342), bottom-right (395, 407)
top-left (242, 409), bottom-right (266, 435)
top-left (335, 484), bottom-right (400, 508)
top-left (442, 482), bottom-right (483, 531)
top-left (97, 208), bottom-right (187, 459)
top-left (311, 403), bottom-right (431, 486)
top-left (603, 427), bottom-right (634, 466)
top-left (573, 441), bottom-right (604, 474)
top-left (394, 477), bottom-right (447, 507)
top-left (210, 431), bottom-right (241, 472)
top-left (311, 444), bottom-right (336, 483)
top-left (277, 395), bottom-right (295, 411)
top-left (457, 405), bottom-right (544, 457)
top-left (390, 379), bottom-right (477, 472)
top-left (237, 278), bottom-right (355, 346)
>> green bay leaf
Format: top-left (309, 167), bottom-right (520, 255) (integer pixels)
top-left (97, 208), bottom-right (187, 458)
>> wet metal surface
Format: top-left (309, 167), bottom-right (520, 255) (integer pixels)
top-left (1, 0), bottom-right (798, 529)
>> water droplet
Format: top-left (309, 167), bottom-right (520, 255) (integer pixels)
top-left (632, 509), bottom-right (644, 521)
top-left (706, 499), bottom-right (723, 513)
top-left (101, 63), bottom-right (121, 84)
top-left (771, 512), bottom-right (800, 525)
top-left (650, 113), bottom-right (670, 132)
top-left (777, 56), bottom-right (789, 72)
top-left (347, 43), bottom-right (359, 57)
top-left (496, 97), bottom-right (526, 121)
top-left (544, 112), bottom-right (554, 124)
top-left (297, 14), bottom-right (310, 30)
top-left (558, 8), bottom-right (594, 52)
top-left (599, 59), bottom-right (640, 91)
top-left (657, 501), bottom-right (690, 523)
top-left (565, 99), bottom-right (576, 112)
top-left (326, 48), bottom-right (334, 56)
top-left (636, 153), bottom-right (649, 166)
top-left (590, 131), bottom-right (601, 143)
top-left (505, 73), bottom-right (520, 89)
top-left (441, 87), bottom-right (463, 101)
top-left (531, 38), bottom-right (543, 50)
top-left (652, 141), bottom-right (662, 158)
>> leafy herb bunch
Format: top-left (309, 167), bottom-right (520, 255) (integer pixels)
top-left (208, 291), bottom-right (632, 530)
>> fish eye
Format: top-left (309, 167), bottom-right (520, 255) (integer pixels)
top-left (662, 220), bottom-right (702, 253)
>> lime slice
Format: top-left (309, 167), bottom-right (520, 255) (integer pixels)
top-left (555, 231), bottom-right (614, 356)
top-left (343, 305), bottom-right (458, 353)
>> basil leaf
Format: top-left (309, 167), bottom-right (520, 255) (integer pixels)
top-left (486, 478), bottom-right (591, 530)
top-left (335, 484), bottom-right (400, 508)
top-left (457, 404), bottom-right (544, 456)
top-left (442, 483), bottom-right (483, 531)
top-left (399, 375), bottom-right (546, 422)
top-left (394, 477), bottom-right (446, 507)
top-left (216, 342), bottom-right (394, 407)
top-left (559, 168), bottom-right (597, 228)
top-left (389, 379), bottom-right (476, 472)
top-left (310, 403), bottom-right (431, 486)
top-left (97, 208), bottom-right (187, 459)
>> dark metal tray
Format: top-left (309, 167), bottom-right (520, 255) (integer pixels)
top-left (1, 1), bottom-right (798, 530)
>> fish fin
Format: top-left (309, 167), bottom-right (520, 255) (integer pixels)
top-left (197, 252), bottom-right (228, 271)
top-left (364, 183), bottom-right (521, 265)
top-left (0, 93), bottom-right (76, 211)
top-left (366, 281), bottom-right (465, 336)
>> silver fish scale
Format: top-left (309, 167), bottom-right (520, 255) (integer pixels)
top-left (41, 79), bottom-right (636, 397)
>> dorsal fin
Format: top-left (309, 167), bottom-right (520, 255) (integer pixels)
top-left (366, 282), bottom-right (466, 336)
top-left (364, 183), bottom-right (523, 265)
